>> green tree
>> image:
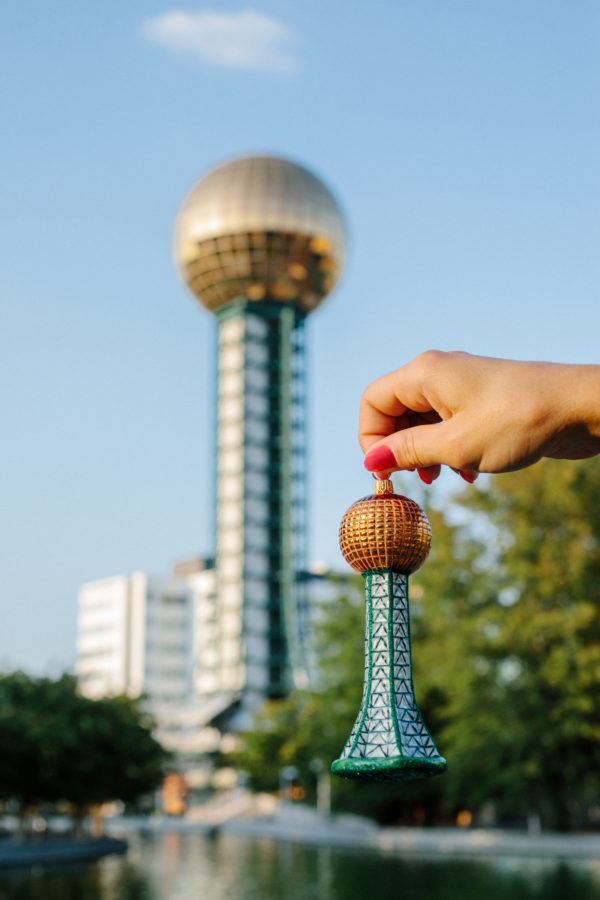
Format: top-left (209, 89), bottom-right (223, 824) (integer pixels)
top-left (0, 673), bottom-right (170, 823)
top-left (441, 459), bottom-right (600, 828)
top-left (0, 671), bottom-right (48, 810)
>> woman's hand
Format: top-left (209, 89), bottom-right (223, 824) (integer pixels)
top-left (359, 350), bottom-right (600, 483)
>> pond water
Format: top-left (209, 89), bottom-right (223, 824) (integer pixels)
top-left (1, 831), bottom-right (600, 900)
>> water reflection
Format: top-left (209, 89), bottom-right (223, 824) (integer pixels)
top-left (1, 832), bottom-right (599, 900)
top-left (0, 859), bottom-right (150, 900)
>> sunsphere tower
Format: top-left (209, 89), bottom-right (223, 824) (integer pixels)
top-left (174, 155), bottom-right (346, 726)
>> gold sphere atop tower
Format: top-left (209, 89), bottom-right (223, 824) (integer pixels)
top-left (339, 479), bottom-right (432, 575)
top-left (174, 155), bottom-right (347, 315)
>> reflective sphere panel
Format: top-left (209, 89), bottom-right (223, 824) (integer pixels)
top-left (174, 156), bottom-right (347, 315)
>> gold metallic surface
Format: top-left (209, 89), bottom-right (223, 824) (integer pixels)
top-left (339, 488), bottom-right (431, 575)
top-left (174, 155), bottom-right (347, 316)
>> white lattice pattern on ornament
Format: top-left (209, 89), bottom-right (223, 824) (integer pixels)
top-left (340, 572), bottom-right (441, 761)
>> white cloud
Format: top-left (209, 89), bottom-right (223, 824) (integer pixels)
top-left (142, 9), bottom-right (296, 73)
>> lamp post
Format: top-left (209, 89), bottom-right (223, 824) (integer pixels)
top-left (279, 765), bottom-right (299, 803)
top-left (309, 758), bottom-right (331, 815)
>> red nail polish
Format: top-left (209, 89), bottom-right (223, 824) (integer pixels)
top-left (364, 446), bottom-right (396, 472)
top-left (418, 470), bottom-right (433, 485)
top-left (459, 470), bottom-right (477, 483)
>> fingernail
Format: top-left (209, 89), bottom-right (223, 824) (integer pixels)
top-left (418, 469), bottom-right (432, 485)
top-left (459, 470), bottom-right (478, 483)
top-left (364, 446), bottom-right (396, 472)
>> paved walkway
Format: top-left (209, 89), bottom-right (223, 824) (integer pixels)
top-left (223, 805), bottom-right (600, 860)
top-left (107, 799), bottom-right (600, 861)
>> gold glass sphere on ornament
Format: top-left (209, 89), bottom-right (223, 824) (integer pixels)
top-left (339, 479), bottom-right (431, 574)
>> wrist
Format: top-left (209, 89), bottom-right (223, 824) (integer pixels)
top-left (545, 363), bottom-right (600, 460)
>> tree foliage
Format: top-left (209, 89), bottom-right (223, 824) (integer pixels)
top-left (0, 673), bottom-right (169, 813)
top-left (440, 459), bottom-right (600, 827)
top-left (232, 459), bottom-right (600, 829)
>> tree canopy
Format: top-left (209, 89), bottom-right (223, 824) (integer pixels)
top-left (0, 673), bottom-right (169, 813)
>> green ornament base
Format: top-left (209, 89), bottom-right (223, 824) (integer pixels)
top-left (331, 754), bottom-right (447, 783)
top-left (331, 571), bottom-right (447, 784)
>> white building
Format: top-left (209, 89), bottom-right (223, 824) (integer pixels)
top-left (77, 567), bottom-right (207, 755)
top-left (76, 574), bottom-right (133, 699)
top-left (77, 570), bottom-right (193, 701)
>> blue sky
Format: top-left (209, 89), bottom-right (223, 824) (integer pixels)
top-left (1, 1), bottom-right (599, 674)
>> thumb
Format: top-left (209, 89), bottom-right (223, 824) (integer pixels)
top-left (364, 422), bottom-right (452, 473)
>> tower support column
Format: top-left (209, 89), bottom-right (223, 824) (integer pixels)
top-left (211, 301), bottom-right (307, 723)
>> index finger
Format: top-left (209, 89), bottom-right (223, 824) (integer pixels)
top-left (358, 368), bottom-right (437, 453)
